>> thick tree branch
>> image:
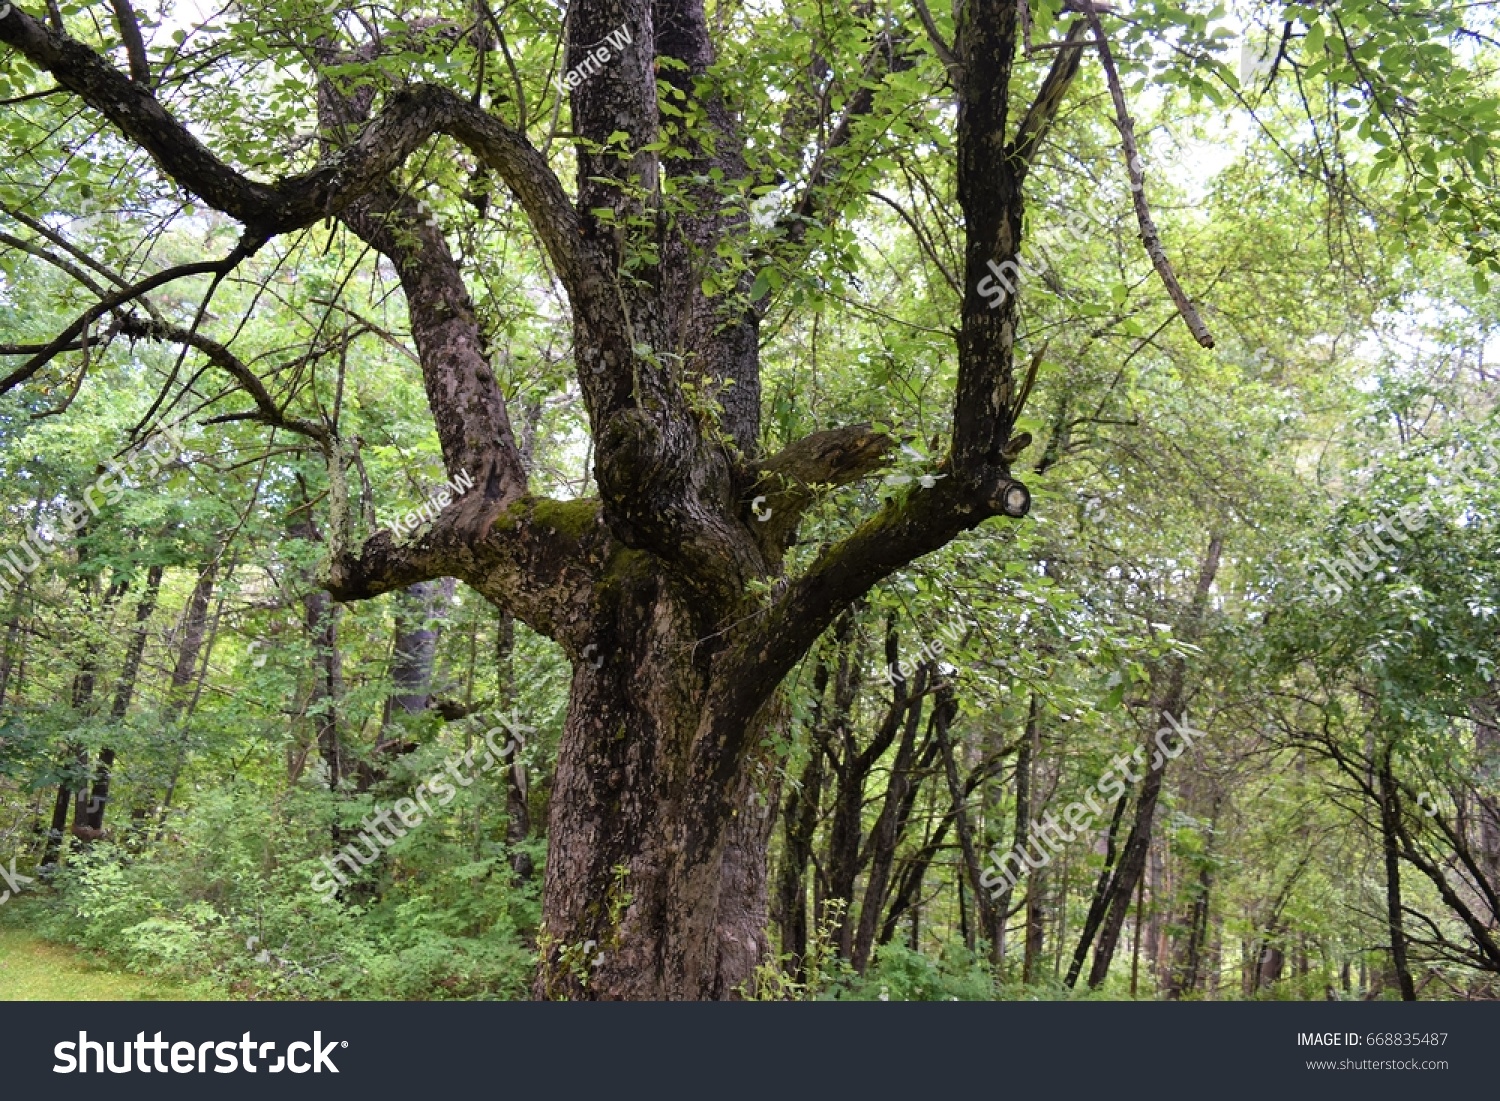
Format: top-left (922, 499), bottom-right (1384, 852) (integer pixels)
top-left (1009, 18), bottom-right (1090, 178)
top-left (339, 187), bottom-right (530, 514)
top-left (713, 472), bottom-right (1024, 741)
top-left (951, 0), bottom-right (1024, 475)
top-left (327, 494), bottom-right (601, 642)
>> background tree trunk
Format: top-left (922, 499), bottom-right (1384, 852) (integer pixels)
top-left (86, 561), bottom-right (164, 831)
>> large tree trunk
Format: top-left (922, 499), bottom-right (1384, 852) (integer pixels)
top-left (533, 580), bottom-right (782, 999)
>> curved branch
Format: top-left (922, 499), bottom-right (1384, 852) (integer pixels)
top-left (1075, 0), bottom-right (1214, 348)
top-left (0, 11), bottom-right (600, 314)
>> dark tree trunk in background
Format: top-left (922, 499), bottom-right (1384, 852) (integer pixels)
top-left (1473, 691), bottom-right (1500, 891)
top-left (87, 562), bottom-right (165, 832)
top-left (772, 651), bottom-right (832, 975)
top-left (290, 508), bottom-right (344, 796)
top-left (305, 588), bottom-right (343, 792)
top-left (1001, 694), bottom-right (1042, 981)
top-left (819, 619), bottom-right (873, 959)
top-left (1258, 938), bottom-right (1285, 990)
top-left (1085, 533), bottom-right (1222, 988)
top-left (383, 579), bottom-right (449, 723)
top-left (166, 559), bottom-right (218, 720)
top-left (774, 614), bottom-right (858, 973)
top-left (158, 555), bottom-right (222, 817)
top-left (852, 668), bottom-right (938, 973)
top-left (1065, 781), bottom-right (1130, 987)
top-left (497, 610), bottom-right (533, 880)
top-left (357, 578), bottom-right (455, 792)
top-left (66, 576), bottom-right (127, 841)
top-left (39, 784), bottom-right (70, 875)
top-left (42, 564), bottom-right (128, 859)
top-left (1378, 751), bottom-right (1418, 1001)
top-left (934, 683), bottom-right (998, 964)
top-left (1165, 788), bottom-right (1219, 1000)
top-left (0, 582), bottom-right (27, 709)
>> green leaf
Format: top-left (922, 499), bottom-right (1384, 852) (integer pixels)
top-left (1303, 21), bottom-right (1325, 59)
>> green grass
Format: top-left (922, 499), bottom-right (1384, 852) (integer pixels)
top-left (0, 928), bottom-right (216, 1000)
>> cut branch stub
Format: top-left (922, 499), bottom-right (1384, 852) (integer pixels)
top-left (996, 481), bottom-right (1031, 518)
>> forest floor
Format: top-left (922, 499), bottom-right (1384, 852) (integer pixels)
top-left (0, 929), bottom-right (212, 1000)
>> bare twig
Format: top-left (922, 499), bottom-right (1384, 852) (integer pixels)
top-left (1077, 1), bottom-right (1215, 348)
